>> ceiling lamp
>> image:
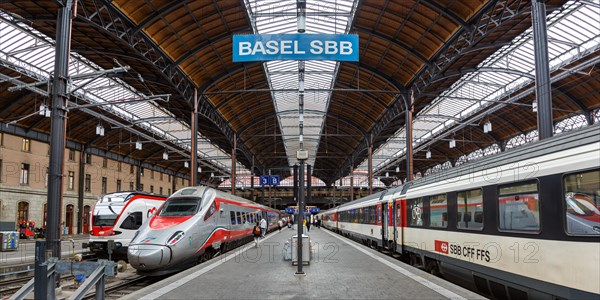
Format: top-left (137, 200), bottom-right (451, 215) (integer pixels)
top-left (532, 101), bottom-right (538, 113)
top-left (95, 122), bottom-right (104, 136)
top-left (162, 149), bottom-right (168, 160)
top-left (449, 137), bottom-right (456, 149)
top-left (483, 121), bottom-right (492, 133)
top-left (184, 161), bottom-right (189, 168)
top-left (39, 104), bottom-right (50, 117)
top-left (198, 166), bottom-right (202, 173)
top-left (135, 139), bottom-right (142, 150)
top-left (426, 150), bottom-right (432, 159)
top-left (211, 172), bottom-right (215, 178)
top-left (297, 0), bottom-right (306, 33)
top-left (385, 172), bottom-right (389, 178)
top-left (395, 166), bottom-right (399, 173)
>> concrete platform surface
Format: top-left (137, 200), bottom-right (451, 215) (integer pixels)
top-left (124, 227), bottom-right (485, 299)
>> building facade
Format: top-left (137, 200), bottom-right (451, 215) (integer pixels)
top-left (0, 131), bottom-right (187, 233)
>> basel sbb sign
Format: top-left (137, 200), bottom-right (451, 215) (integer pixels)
top-left (232, 34), bottom-right (359, 62)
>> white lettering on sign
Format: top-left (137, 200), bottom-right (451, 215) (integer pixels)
top-left (310, 40), bottom-right (323, 54)
top-left (340, 41), bottom-right (353, 55)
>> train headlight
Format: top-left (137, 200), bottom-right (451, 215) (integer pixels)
top-left (167, 231), bottom-right (185, 246)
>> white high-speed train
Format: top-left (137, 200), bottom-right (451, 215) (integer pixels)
top-left (88, 192), bottom-right (167, 260)
top-left (319, 124), bottom-right (600, 300)
top-left (128, 186), bottom-right (282, 275)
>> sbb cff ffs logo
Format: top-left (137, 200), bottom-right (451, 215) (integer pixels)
top-left (435, 240), bottom-right (449, 254)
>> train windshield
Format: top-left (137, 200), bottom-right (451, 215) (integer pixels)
top-left (158, 197), bottom-right (201, 216)
top-left (93, 204), bottom-right (123, 226)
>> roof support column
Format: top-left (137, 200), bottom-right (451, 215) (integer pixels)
top-left (231, 132), bottom-right (236, 195)
top-left (250, 156), bottom-right (255, 201)
top-left (404, 91), bottom-right (414, 183)
top-left (191, 88), bottom-right (198, 186)
top-left (172, 172), bottom-right (177, 193)
top-left (349, 162), bottom-right (354, 201)
top-left (136, 162), bottom-right (142, 191)
top-left (293, 164), bottom-right (298, 208)
top-left (77, 146), bottom-right (85, 234)
top-left (307, 164), bottom-right (312, 207)
top-left (532, 0), bottom-right (554, 140)
top-left (368, 134), bottom-right (373, 194)
top-left (47, 0), bottom-right (73, 260)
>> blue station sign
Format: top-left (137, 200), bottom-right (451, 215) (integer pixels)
top-left (259, 175), bottom-right (281, 187)
top-left (232, 34), bottom-right (359, 62)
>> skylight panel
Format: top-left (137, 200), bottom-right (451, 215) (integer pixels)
top-left (358, 0), bottom-right (599, 179)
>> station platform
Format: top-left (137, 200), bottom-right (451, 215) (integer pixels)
top-left (123, 227), bottom-right (484, 300)
top-left (1, 235), bottom-right (90, 266)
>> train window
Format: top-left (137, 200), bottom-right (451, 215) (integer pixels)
top-left (203, 201), bottom-right (217, 221)
top-left (396, 204), bottom-right (402, 226)
top-left (457, 189), bottom-right (483, 230)
top-left (230, 212), bottom-right (237, 225)
top-left (121, 212), bottom-right (143, 230)
top-left (236, 212), bottom-right (242, 225)
top-left (498, 181), bottom-right (540, 233)
top-left (430, 194), bottom-right (447, 228)
top-left (408, 198), bottom-right (424, 226)
top-left (563, 169), bottom-right (600, 236)
top-left (158, 198), bottom-right (200, 216)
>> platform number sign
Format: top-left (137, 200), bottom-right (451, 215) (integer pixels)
top-left (260, 175), bottom-right (280, 186)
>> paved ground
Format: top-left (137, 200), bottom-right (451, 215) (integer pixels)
top-left (124, 226), bottom-right (484, 300)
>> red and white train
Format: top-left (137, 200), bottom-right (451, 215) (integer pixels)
top-left (318, 124), bottom-right (600, 300)
top-left (88, 192), bottom-right (167, 260)
top-left (128, 186), bottom-right (282, 275)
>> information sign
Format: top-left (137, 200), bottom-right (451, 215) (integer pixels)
top-left (232, 34), bottom-right (359, 62)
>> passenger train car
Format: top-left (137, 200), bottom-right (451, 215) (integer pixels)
top-left (88, 192), bottom-right (167, 260)
top-left (128, 186), bottom-right (281, 275)
top-left (318, 124), bottom-right (600, 300)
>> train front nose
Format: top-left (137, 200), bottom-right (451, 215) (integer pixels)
top-left (128, 244), bottom-right (172, 271)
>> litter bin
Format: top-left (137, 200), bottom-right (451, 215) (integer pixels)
top-left (291, 234), bottom-right (310, 265)
top-left (0, 231), bottom-right (19, 251)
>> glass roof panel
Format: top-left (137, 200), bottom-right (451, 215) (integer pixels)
top-left (0, 12), bottom-right (233, 175)
top-left (357, 0), bottom-right (600, 177)
top-left (245, 0), bottom-right (359, 168)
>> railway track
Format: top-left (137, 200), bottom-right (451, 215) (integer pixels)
top-left (82, 274), bottom-right (167, 300)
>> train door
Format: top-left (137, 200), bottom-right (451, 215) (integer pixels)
top-left (381, 201), bottom-right (388, 248)
top-left (395, 200), bottom-right (404, 253)
top-left (392, 200), bottom-right (397, 251)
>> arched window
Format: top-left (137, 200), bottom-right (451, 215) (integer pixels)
top-left (82, 205), bottom-right (90, 233)
top-left (66, 204), bottom-right (74, 235)
top-left (18, 201), bottom-right (29, 224)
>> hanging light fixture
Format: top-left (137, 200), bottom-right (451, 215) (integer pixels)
top-left (162, 149), bottom-right (168, 160)
top-left (184, 161), bottom-right (189, 168)
top-left (39, 104), bottom-right (50, 117)
top-left (483, 120), bottom-right (492, 133)
top-left (198, 166), bottom-right (202, 173)
top-left (95, 122), bottom-right (104, 136)
top-left (449, 137), bottom-right (456, 149)
top-left (395, 165), bottom-right (399, 173)
top-left (532, 101), bottom-right (538, 113)
top-left (426, 150), bottom-right (432, 159)
top-left (211, 172), bottom-right (215, 178)
top-left (385, 172), bottom-right (389, 178)
top-left (135, 138), bottom-right (142, 150)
